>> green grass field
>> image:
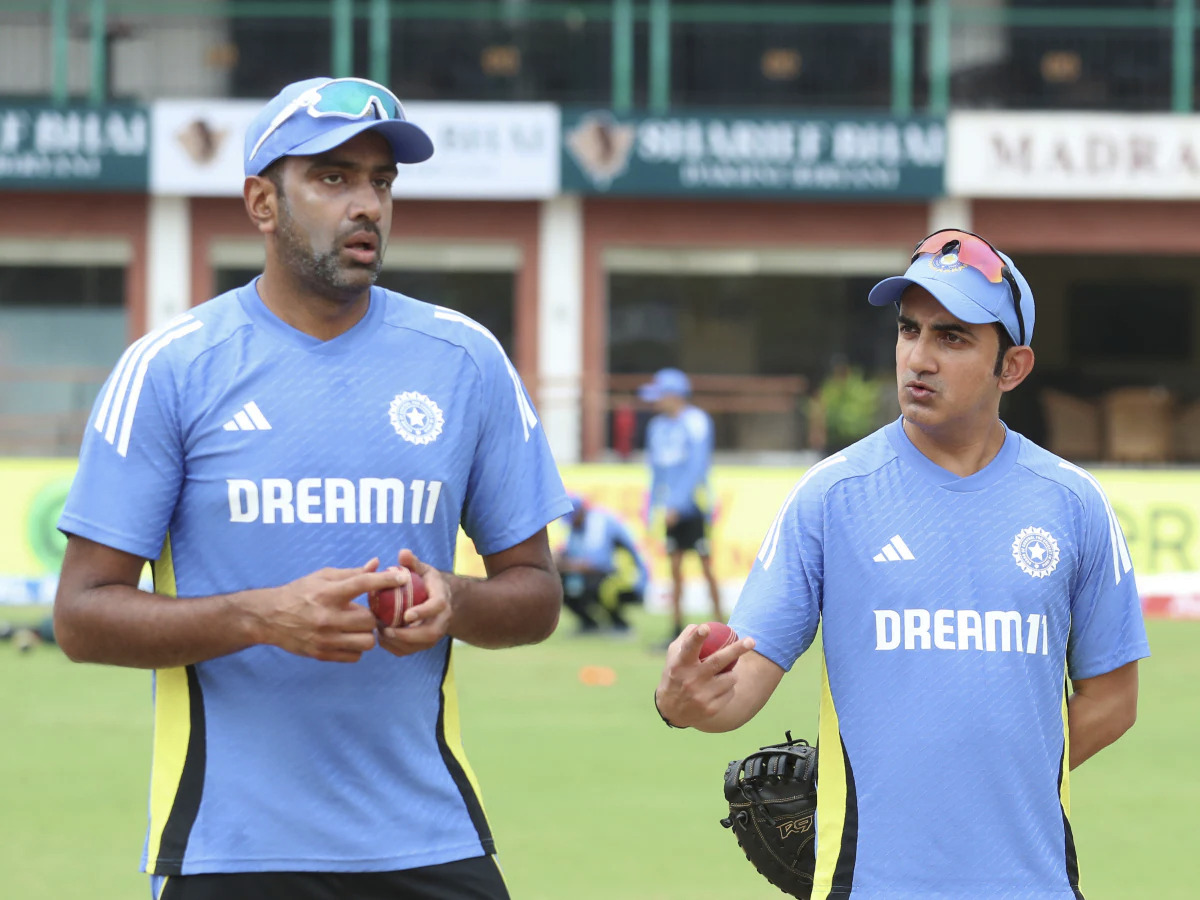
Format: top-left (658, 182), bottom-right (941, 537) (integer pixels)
top-left (1, 610), bottom-right (1196, 898)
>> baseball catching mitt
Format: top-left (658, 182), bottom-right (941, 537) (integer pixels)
top-left (720, 731), bottom-right (818, 899)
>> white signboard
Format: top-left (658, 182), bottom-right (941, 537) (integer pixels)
top-left (404, 102), bottom-right (559, 199)
top-left (150, 99), bottom-right (258, 196)
top-left (151, 100), bottom-right (559, 199)
top-left (948, 111), bottom-right (1200, 199)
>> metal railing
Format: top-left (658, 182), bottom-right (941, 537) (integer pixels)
top-left (2, 1), bottom-right (1195, 112)
top-left (0, 365), bottom-right (107, 456)
top-left (606, 372), bottom-right (816, 456)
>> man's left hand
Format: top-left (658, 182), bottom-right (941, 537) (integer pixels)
top-left (376, 549), bottom-right (453, 657)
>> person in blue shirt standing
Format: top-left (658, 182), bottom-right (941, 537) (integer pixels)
top-left (654, 230), bottom-right (1148, 899)
top-left (556, 494), bottom-right (649, 634)
top-left (639, 368), bottom-right (723, 643)
top-left (52, 77), bottom-right (570, 900)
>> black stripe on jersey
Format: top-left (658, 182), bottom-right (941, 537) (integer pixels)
top-left (156, 666), bottom-right (207, 874)
top-left (435, 643), bottom-right (495, 853)
top-left (831, 735), bottom-right (859, 891)
top-left (1058, 748), bottom-right (1084, 898)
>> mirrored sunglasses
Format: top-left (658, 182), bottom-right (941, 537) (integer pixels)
top-left (248, 77), bottom-right (408, 164)
top-left (911, 228), bottom-right (1026, 345)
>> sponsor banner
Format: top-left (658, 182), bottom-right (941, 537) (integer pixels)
top-left (8, 459), bottom-right (1200, 619)
top-left (0, 103), bottom-right (149, 191)
top-left (151, 99), bottom-right (559, 199)
top-left (1136, 573), bottom-right (1200, 621)
top-left (0, 459), bottom-right (76, 605)
top-left (561, 109), bottom-right (946, 198)
top-left (398, 102), bottom-right (559, 199)
top-left (948, 111), bottom-right (1200, 199)
top-left (474, 464), bottom-right (1200, 617)
top-left (149, 98), bottom-right (258, 197)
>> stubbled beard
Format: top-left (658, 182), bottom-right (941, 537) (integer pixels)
top-left (275, 195), bottom-right (383, 302)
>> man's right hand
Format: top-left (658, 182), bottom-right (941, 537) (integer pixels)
top-left (250, 560), bottom-right (405, 662)
top-left (654, 623), bottom-right (756, 728)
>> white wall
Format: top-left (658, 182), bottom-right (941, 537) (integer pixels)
top-left (537, 195), bottom-right (584, 464)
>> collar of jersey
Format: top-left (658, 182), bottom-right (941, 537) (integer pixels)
top-left (239, 278), bottom-right (383, 354)
top-left (885, 416), bottom-right (1019, 492)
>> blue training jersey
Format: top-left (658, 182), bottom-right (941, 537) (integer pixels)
top-left (646, 404), bottom-right (714, 518)
top-left (562, 508), bottom-right (648, 591)
top-left (59, 281), bottom-right (572, 876)
top-left (730, 417), bottom-right (1149, 900)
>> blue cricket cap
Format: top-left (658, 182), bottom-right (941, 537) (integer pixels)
top-left (638, 368), bottom-right (691, 401)
top-left (867, 246), bottom-right (1035, 345)
top-left (244, 77), bottom-right (434, 177)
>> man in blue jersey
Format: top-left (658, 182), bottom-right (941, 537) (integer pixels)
top-left (556, 494), bottom-right (649, 634)
top-left (639, 368), bottom-right (723, 642)
top-left (53, 77), bottom-right (571, 900)
top-left (654, 230), bottom-right (1148, 899)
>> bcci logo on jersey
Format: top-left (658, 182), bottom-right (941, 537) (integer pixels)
top-left (389, 392), bottom-right (444, 446)
top-left (1011, 526), bottom-right (1060, 578)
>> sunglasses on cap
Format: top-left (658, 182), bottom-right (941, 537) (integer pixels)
top-left (248, 77), bottom-right (410, 164)
top-left (911, 228), bottom-right (1026, 346)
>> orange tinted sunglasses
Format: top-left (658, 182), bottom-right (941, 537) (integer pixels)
top-left (912, 229), bottom-right (1025, 345)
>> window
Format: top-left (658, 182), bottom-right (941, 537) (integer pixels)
top-left (0, 264), bottom-right (127, 455)
top-left (1068, 282), bottom-right (1192, 362)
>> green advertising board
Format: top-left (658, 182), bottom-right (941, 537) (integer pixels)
top-left (562, 109), bottom-right (945, 198)
top-left (0, 103), bottom-right (149, 191)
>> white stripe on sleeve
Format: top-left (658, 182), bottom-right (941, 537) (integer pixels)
top-left (104, 319), bottom-right (203, 458)
top-left (757, 454), bottom-right (846, 570)
top-left (98, 315), bottom-right (196, 443)
top-left (95, 330), bottom-right (155, 435)
top-left (434, 308), bottom-right (539, 441)
top-left (1058, 461), bottom-right (1133, 585)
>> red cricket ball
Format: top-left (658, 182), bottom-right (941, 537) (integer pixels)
top-left (369, 568), bottom-right (428, 628)
top-left (698, 621), bottom-right (739, 674)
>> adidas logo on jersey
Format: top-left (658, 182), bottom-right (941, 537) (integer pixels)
top-left (223, 401), bottom-right (271, 432)
top-left (873, 535), bottom-right (915, 562)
